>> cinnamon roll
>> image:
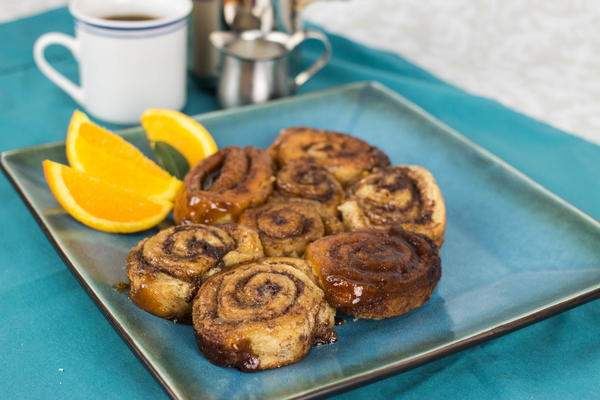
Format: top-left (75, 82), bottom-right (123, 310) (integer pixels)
top-left (268, 127), bottom-right (390, 186)
top-left (174, 146), bottom-right (274, 225)
top-left (305, 228), bottom-right (441, 320)
top-left (339, 166), bottom-right (446, 246)
top-left (127, 223), bottom-right (263, 322)
top-left (238, 199), bottom-right (344, 257)
top-left (273, 161), bottom-right (344, 214)
top-left (193, 257), bottom-right (336, 371)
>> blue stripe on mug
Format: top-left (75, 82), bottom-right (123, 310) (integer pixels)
top-left (75, 15), bottom-right (189, 31)
top-left (76, 19), bottom-right (187, 39)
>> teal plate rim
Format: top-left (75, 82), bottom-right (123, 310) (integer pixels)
top-left (2, 81), bottom-right (600, 399)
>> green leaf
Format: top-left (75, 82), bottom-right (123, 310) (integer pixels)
top-left (150, 141), bottom-right (190, 180)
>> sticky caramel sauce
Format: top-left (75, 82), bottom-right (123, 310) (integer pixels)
top-left (174, 146), bottom-right (275, 225)
top-left (174, 187), bottom-right (245, 225)
top-left (196, 335), bottom-right (261, 372)
top-left (306, 228), bottom-right (441, 318)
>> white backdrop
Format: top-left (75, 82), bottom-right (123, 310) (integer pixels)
top-left (3, 0), bottom-right (600, 145)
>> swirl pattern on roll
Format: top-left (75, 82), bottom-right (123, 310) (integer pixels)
top-left (174, 146), bottom-right (274, 225)
top-left (238, 199), bottom-right (344, 257)
top-left (268, 127), bottom-right (390, 186)
top-left (339, 165), bottom-right (446, 246)
top-left (193, 257), bottom-right (336, 371)
top-left (127, 224), bottom-right (263, 322)
top-left (273, 161), bottom-right (344, 214)
top-left (305, 228), bottom-right (441, 319)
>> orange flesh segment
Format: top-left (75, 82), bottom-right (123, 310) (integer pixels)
top-left (43, 160), bottom-right (172, 233)
top-left (61, 167), bottom-right (166, 221)
top-left (67, 120), bottom-right (180, 200)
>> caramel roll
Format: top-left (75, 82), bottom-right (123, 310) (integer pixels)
top-left (127, 224), bottom-right (263, 322)
top-left (238, 199), bottom-right (344, 257)
top-left (305, 228), bottom-right (441, 320)
top-left (268, 127), bottom-right (390, 186)
top-left (193, 257), bottom-right (336, 371)
top-left (273, 161), bottom-right (344, 214)
top-left (339, 166), bottom-right (446, 246)
top-left (174, 146), bottom-right (274, 225)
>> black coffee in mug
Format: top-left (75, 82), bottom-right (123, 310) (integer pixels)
top-left (102, 14), bottom-right (157, 21)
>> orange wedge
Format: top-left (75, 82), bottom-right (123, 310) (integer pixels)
top-left (43, 160), bottom-right (172, 233)
top-left (65, 112), bottom-right (181, 201)
top-left (68, 109), bottom-right (90, 135)
top-left (141, 109), bottom-right (217, 168)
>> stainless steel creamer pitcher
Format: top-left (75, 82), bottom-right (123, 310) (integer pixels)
top-left (210, 29), bottom-right (331, 108)
top-left (191, 0), bottom-right (335, 85)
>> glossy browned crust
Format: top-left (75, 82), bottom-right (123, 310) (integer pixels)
top-left (305, 228), bottom-right (441, 320)
top-left (127, 224), bottom-right (263, 322)
top-left (238, 198), bottom-right (344, 257)
top-left (339, 165), bottom-right (446, 246)
top-left (268, 127), bottom-right (390, 186)
top-left (174, 146), bottom-right (274, 225)
top-left (272, 161), bottom-right (344, 214)
top-left (192, 257), bottom-right (336, 371)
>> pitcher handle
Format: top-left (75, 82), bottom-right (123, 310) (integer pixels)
top-left (287, 29), bottom-right (331, 88)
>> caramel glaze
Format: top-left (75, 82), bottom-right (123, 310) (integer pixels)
top-left (174, 146), bottom-right (274, 225)
top-left (238, 199), bottom-right (344, 257)
top-left (192, 258), bottom-right (336, 371)
top-left (195, 335), bottom-right (260, 372)
top-left (273, 161), bottom-right (344, 214)
top-left (127, 224), bottom-right (263, 322)
top-left (268, 127), bottom-right (390, 186)
top-left (339, 165), bottom-right (446, 247)
top-left (305, 227), bottom-right (441, 320)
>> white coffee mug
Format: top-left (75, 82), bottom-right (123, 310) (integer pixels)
top-left (34, 0), bottom-right (192, 124)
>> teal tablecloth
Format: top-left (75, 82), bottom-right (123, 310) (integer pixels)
top-left (2, 7), bottom-right (600, 400)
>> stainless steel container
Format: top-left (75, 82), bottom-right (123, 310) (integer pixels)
top-left (210, 29), bottom-right (331, 108)
top-left (191, 0), bottom-right (326, 85)
top-left (190, 0), bottom-right (222, 86)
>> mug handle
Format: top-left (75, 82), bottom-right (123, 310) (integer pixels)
top-left (33, 33), bottom-right (84, 105)
top-left (287, 29), bottom-right (332, 88)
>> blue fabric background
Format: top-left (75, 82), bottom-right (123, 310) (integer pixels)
top-left (1, 7), bottom-right (599, 399)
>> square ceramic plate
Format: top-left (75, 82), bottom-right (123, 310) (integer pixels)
top-left (3, 82), bottom-right (600, 400)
